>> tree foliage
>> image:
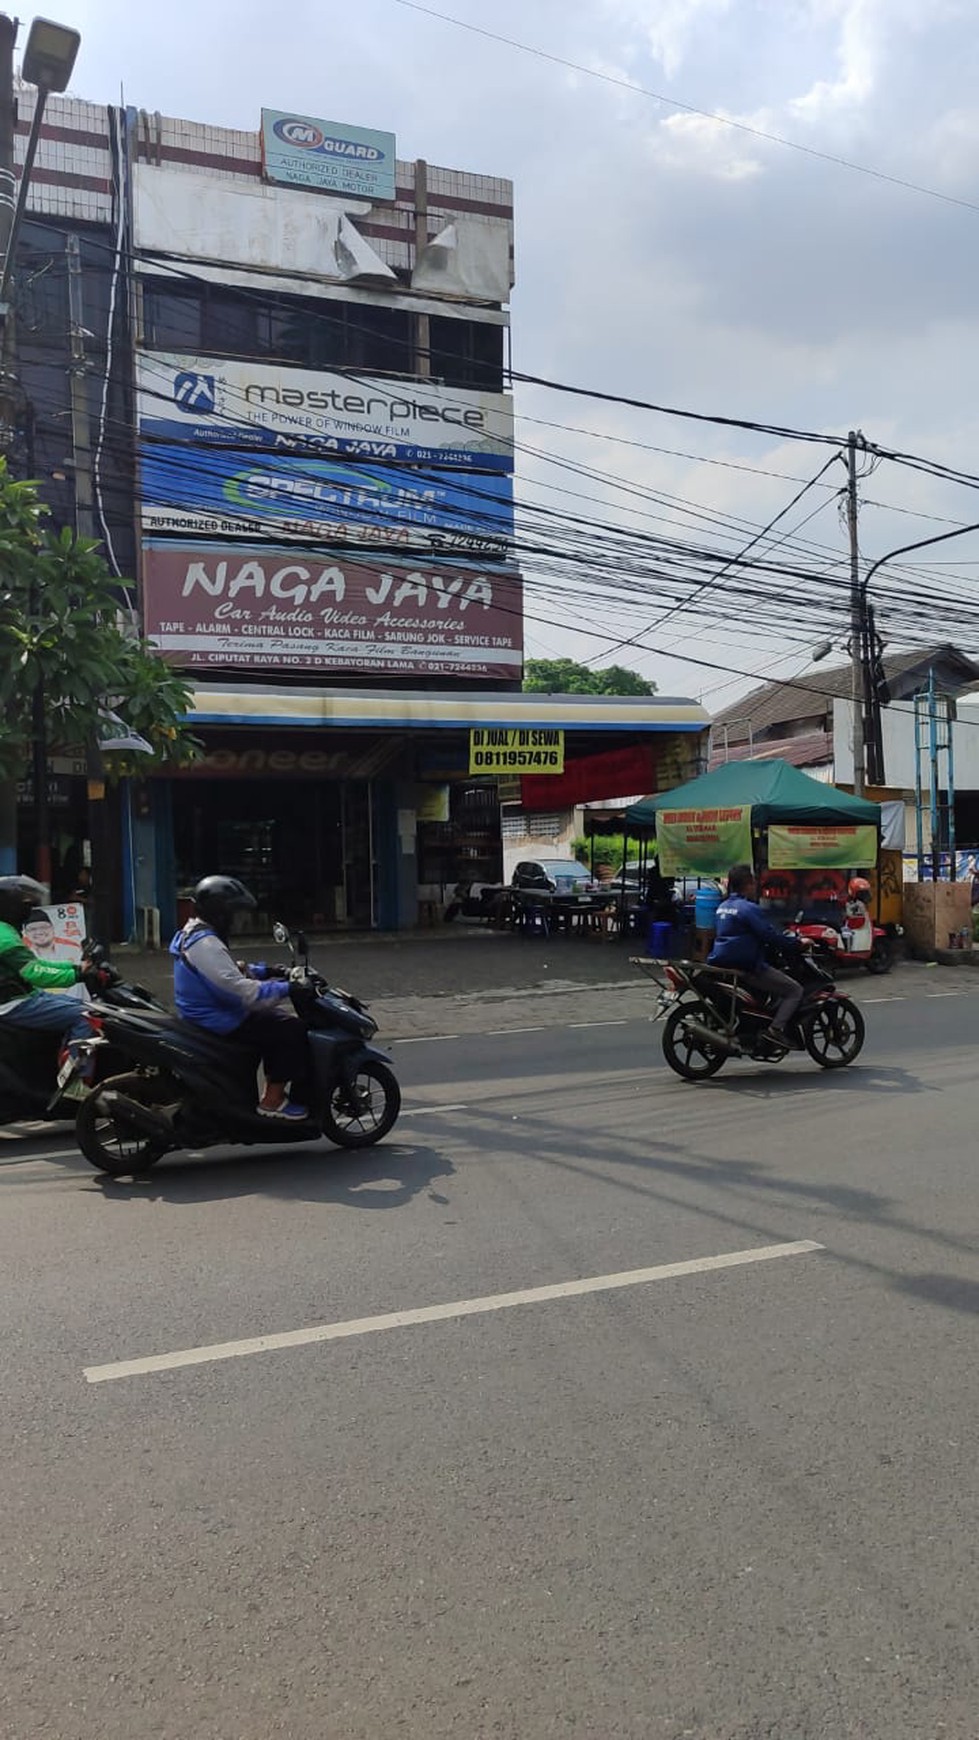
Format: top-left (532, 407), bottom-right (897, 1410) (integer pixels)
top-left (522, 658), bottom-right (657, 696)
top-left (0, 468), bottom-right (196, 778)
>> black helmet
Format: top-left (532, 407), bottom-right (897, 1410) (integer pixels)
top-left (192, 875), bottom-right (257, 940)
top-left (0, 875), bottom-right (48, 929)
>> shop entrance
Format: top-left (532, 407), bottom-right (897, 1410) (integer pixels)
top-left (172, 777), bottom-right (375, 929)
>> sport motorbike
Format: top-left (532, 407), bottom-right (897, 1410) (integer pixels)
top-left (648, 946), bottom-right (865, 1080)
top-left (783, 899), bottom-right (893, 975)
top-left (0, 947), bottom-right (165, 1127)
top-left (71, 924), bottom-right (401, 1177)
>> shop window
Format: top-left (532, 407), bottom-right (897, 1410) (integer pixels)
top-left (429, 316), bottom-right (504, 390)
top-left (141, 278), bottom-right (413, 375)
top-left (142, 282), bottom-right (202, 351)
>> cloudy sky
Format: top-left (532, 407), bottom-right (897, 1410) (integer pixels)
top-left (54, 0), bottom-right (979, 704)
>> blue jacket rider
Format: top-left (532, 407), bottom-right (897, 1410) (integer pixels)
top-left (708, 863), bottom-right (803, 1045)
top-left (169, 875), bottom-right (308, 1120)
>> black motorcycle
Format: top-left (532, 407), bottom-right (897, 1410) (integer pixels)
top-left (0, 948), bottom-right (165, 1127)
top-left (648, 946), bottom-right (865, 1080)
top-left (72, 924), bottom-right (401, 1177)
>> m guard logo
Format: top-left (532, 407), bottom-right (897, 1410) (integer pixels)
top-left (272, 116), bottom-right (385, 163)
top-left (272, 118), bottom-right (326, 150)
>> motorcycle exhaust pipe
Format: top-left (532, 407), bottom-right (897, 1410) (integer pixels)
top-left (101, 1090), bottom-right (172, 1142)
top-left (683, 1018), bottom-right (742, 1057)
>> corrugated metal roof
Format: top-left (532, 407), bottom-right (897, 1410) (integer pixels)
top-left (713, 644), bottom-right (979, 741)
top-left (187, 685), bottom-right (711, 732)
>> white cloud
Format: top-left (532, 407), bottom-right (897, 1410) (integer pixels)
top-left (55, 0), bottom-right (979, 696)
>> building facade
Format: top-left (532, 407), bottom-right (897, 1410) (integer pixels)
top-left (12, 87), bottom-right (708, 933)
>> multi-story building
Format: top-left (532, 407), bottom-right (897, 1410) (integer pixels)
top-left (12, 88), bottom-right (708, 934)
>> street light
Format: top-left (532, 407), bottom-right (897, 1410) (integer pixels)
top-left (853, 517), bottom-right (979, 794)
top-left (0, 15), bottom-right (79, 886)
top-left (0, 16), bottom-right (80, 304)
top-left (22, 16), bottom-right (80, 89)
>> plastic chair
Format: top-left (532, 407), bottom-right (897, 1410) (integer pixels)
top-left (521, 901), bottom-right (550, 936)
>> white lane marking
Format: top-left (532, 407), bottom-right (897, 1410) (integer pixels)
top-left (926, 991), bottom-right (962, 998)
top-left (83, 1239), bottom-right (823, 1385)
top-left (481, 1024), bottom-right (547, 1036)
top-left (862, 996), bottom-right (902, 1004)
top-left (395, 1034), bottom-right (460, 1045)
top-left (569, 1019), bottom-right (628, 1029)
top-left (400, 1102), bottom-right (468, 1117)
top-left (0, 1148), bottom-right (79, 1167)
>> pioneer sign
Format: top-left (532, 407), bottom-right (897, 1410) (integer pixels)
top-left (142, 544), bottom-right (523, 679)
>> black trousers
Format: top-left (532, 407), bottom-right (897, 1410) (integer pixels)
top-left (746, 963), bottom-right (803, 1030)
top-left (232, 1010), bottom-right (309, 1091)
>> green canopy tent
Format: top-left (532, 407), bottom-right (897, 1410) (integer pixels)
top-left (625, 760), bottom-right (880, 830)
top-left (625, 760), bottom-right (881, 887)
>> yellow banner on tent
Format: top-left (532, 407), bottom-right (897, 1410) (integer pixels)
top-left (657, 805), bottom-right (752, 876)
top-left (768, 823), bottom-right (877, 869)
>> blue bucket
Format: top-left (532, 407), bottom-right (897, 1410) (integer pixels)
top-left (694, 885), bottom-right (723, 932)
top-left (647, 918), bottom-right (673, 958)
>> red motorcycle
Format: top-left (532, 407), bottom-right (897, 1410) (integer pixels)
top-left (783, 878), bottom-right (893, 976)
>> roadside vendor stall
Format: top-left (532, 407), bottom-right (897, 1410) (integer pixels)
top-left (625, 760), bottom-right (883, 943)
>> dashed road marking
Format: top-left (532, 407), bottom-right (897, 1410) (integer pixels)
top-left (83, 1238), bottom-right (824, 1384)
top-left (400, 1102), bottom-right (468, 1117)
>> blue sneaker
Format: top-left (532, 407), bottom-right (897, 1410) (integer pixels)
top-left (257, 1099), bottom-right (308, 1121)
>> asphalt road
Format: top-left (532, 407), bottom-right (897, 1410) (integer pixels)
top-left (1, 981), bottom-right (978, 1738)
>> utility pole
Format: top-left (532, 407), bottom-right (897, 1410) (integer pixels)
top-left (66, 232), bottom-right (94, 536)
top-left (847, 429), bottom-right (866, 798)
top-left (0, 15), bottom-right (17, 872)
top-left (67, 228), bottom-right (112, 940)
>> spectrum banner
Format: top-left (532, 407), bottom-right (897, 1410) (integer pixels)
top-left (656, 805), bottom-right (753, 876)
top-left (136, 353), bottom-right (514, 470)
top-left (139, 446), bottom-right (513, 554)
top-left (768, 823), bottom-right (877, 869)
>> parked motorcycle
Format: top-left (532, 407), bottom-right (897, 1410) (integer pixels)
top-left (651, 947), bottom-right (865, 1080)
top-left (0, 947), bottom-right (165, 1127)
top-left (71, 923), bottom-right (401, 1178)
top-left (783, 898), bottom-right (893, 976)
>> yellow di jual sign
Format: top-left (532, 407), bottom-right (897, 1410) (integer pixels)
top-left (469, 727), bottom-right (565, 775)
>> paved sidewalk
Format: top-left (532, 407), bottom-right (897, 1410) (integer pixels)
top-left (109, 928), bottom-right (969, 1042)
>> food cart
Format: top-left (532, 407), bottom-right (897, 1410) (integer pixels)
top-left (624, 760), bottom-right (883, 947)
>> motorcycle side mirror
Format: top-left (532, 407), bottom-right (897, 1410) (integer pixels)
top-left (795, 910), bottom-right (804, 922)
top-left (272, 921), bottom-right (289, 946)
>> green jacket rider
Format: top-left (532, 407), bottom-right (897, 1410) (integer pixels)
top-left (0, 876), bottom-right (96, 1047)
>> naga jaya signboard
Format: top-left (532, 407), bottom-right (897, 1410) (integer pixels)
top-left (136, 353), bottom-right (514, 470)
top-left (139, 446), bottom-right (513, 554)
top-left (141, 543), bottom-right (523, 680)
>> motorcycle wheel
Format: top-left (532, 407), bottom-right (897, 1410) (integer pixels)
top-left (662, 1002), bottom-right (727, 1081)
top-left (802, 999), bottom-right (865, 1069)
top-left (322, 1061), bottom-right (401, 1148)
top-left (75, 1072), bottom-right (170, 1177)
top-left (865, 939), bottom-right (892, 975)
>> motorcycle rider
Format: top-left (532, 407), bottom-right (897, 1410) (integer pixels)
top-left (169, 876), bottom-right (309, 1120)
top-left (0, 875), bottom-right (101, 1048)
top-left (843, 875), bottom-right (872, 952)
top-left (708, 863), bottom-right (804, 1048)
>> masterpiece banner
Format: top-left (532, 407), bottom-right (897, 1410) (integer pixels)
top-left (141, 543), bottom-right (523, 679)
top-left (137, 353), bottom-right (514, 470)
